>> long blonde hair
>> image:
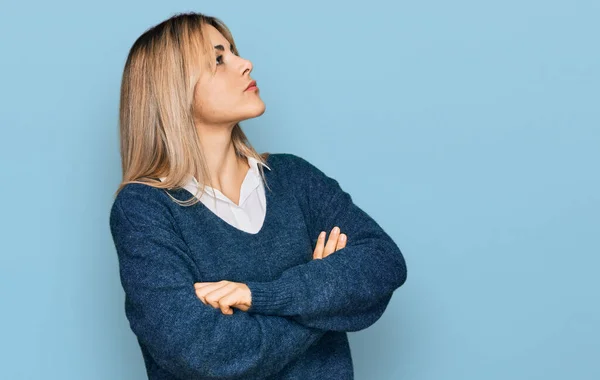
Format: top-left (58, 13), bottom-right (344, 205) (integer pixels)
top-left (115, 11), bottom-right (271, 207)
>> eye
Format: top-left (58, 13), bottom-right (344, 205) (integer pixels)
top-left (215, 47), bottom-right (237, 67)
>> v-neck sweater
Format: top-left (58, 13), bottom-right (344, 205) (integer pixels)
top-left (109, 152), bottom-right (407, 380)
top-left (158, 155), bottom-right (271, 234)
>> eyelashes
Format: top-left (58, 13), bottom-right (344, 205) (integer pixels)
top-left (215, 49), bottom-right (238, 66)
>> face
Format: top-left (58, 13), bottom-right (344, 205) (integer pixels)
top-left (192, 24), bottom-right (265, 128)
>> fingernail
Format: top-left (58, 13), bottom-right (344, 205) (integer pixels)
top-left (319, 231), bottom-right (325, 239)
top-left (333, 226), bottom-right (340, 234)
top-left (340, 234), bottom-right (346, 241)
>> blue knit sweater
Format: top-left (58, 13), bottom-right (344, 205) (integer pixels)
top-left (109, 152), bottom-right (407, 380)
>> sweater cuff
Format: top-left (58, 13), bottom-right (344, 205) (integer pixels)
top-left (245, 279), bottom-right (298, 315)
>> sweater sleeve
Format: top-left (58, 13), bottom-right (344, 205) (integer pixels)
top-left (290, 292), bottom-right (395, 332)
top-left (109, 191), bottom-right (326, 380)
top-left (245, 154), bottom-right (407, 332)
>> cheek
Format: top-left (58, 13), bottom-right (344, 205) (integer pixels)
top-left (200, 83), bottom-right (238, 108)
top-left (193, 92), bottom-right (242, 123)
top-left (194, 89), bottom-right (223, 117)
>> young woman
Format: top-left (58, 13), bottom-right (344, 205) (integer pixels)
top-left (110, 11), bottom-right (407, 380)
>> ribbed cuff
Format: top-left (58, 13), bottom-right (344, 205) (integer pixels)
top-left (244, 279), bottom-right (298, 315)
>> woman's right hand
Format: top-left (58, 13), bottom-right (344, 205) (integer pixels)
top-left (313, 226), bottom-right (347, 260)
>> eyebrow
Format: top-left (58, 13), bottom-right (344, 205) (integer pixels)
top-left (213, 43), bottom-right (233, 52)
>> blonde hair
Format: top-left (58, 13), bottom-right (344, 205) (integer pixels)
top-left (114, 11), bottom-right (271, 207)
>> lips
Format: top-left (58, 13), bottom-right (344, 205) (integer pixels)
top-left (245, 80), bottom-right (257, 91)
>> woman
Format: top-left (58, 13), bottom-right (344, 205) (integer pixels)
top-left (110, 11), bottom-right (407, 380)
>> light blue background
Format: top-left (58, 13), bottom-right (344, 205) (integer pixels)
top-left (1, 1), bottom-right (598, 379)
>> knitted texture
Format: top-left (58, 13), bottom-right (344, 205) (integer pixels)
top-left (109, 152), bottom-right (407, 379)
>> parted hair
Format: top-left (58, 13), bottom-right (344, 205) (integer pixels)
top-left (115, 11), bottom-right (270, 206)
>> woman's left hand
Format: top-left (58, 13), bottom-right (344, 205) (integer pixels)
top-left (193, 280), bottom-right (252, 315)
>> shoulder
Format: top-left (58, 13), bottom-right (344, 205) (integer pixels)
top-left (266, 152), bottom-right (322, 175)
top-left (109, 182), bottom-right (180, 230)
top-left (112, 182), bottom-right (166, 209)
top-left (267, 152), bottom-right (340, 196)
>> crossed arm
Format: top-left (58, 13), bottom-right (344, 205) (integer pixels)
top-left (197, 154), bottom-right (408, 332)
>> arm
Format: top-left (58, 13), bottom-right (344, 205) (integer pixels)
top-left (245, 154), bottom-right (407, 332)
top-left (291, 292), bottom-right (395, 332)
top-left (109, 191), bottom-right (326, 380)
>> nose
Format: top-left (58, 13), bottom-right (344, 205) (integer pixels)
top-left (241, 57), bottom-right (253, 76)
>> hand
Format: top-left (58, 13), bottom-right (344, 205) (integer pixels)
top-left (313, 226), bottom-right (347, 260)
top-left (193, 280), bottom-right (252, 315)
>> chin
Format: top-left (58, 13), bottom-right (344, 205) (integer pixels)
top-left (242, 103), bottom-right (266, 120)
top-left (254, 103), bottom-right (267, 117)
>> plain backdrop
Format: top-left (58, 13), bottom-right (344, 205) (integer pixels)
top-left (1, 1), bottom-right (598, 379)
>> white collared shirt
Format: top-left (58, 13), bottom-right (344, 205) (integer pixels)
top-left (159, 156), bottom-right (271, 234)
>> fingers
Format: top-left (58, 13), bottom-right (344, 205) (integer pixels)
top-left (323, 226), bottom-right (341, 255)
top-left (218, 288), bottom-right (247, 314)
top-left (194, 281), bottom-right (235, 312)
top-left (313, 226), bottom-right (347, 260)
top-left (313, 231), bottom-right (326, 259)
top-left (194, 281), bottom-right (251, 315)
top-left (336, 233), bottom-right (347, 251)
